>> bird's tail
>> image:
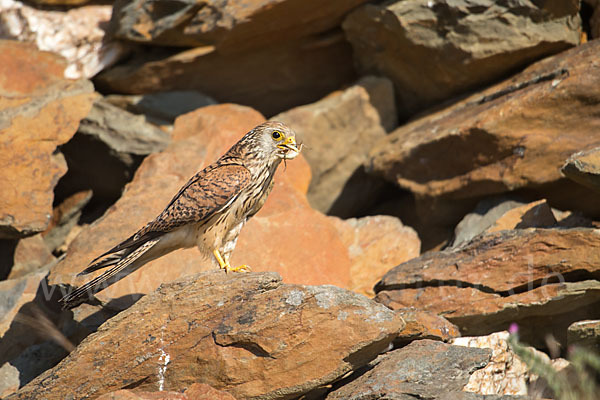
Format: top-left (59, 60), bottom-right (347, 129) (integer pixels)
top-left (59, 238), bottom-right (161, 309)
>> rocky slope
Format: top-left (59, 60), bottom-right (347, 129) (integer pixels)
top-left (1, 1), bottom-right (599, 399)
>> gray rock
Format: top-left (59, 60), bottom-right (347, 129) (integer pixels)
top-left (343, 0), bottom-right (581, 120)
top-left (567, 319), bottom-right (600, 352)
top-left (451, 198), bottom-right (525, 247)
top-left (326, 339), bottom-right (508, 400)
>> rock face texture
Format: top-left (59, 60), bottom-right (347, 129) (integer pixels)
top-left (274, 77), bottom-right (396, 216)
top-left (368, 39), bottom-right (600, 228)
top-left (108, 0), bottom-right (368, 50)
top-left (95, 34), bottom-right (357, 117)
top-left (331, 215), bottom-right (420, 297)
top-left (0, 40), bottom-right (95, 238)
top-left (562, 147), bottom-right (600, 193)
top-left (12, 271), bottom-right (404, 400)
top-left (55, 99), bottom-right (170, 208)
top-left (343, 0), bottom-right (581, 120)
top-left (375, 228), bottom-right (600, 347)
top-left (326, 339), bottom-right (492, 400)
top-left (3, 1), bottom-right (600, 399)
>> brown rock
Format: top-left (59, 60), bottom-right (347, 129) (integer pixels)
top-left (109, 0), bottom-right (367, 51)
top-left (375, 228), bottom-right (600, 348)
top-left (330, 215), bottom-right (420, 297)
top-left (7, 235), bottom-right (56, 280)
top-left (326, 339), bottom-right (493, 400)
top-left (42, 190), bottom-right (92, 254)
top-left (97, 383), bottom-right (236, 400)
top-left (562, 147), bottom-right (600, 193)
top-left (54, 98), bottom-right (170, 210)
top-left (343, 0), bottom-right (581, 120)
top-left (0, 40), bottom-right (95, 238)
top-left (273, 77), bottom-right (395, 216)
top-left (13, 271), bottom-right (404, 400)
top-left (0, 1), bottom-right (126, 79)
top-left (368, 40), bottom-right (600, 228)
top-left (395, 308), bottom-right (460, 346)
top-left (95, 33), bottom-right (357, 117)
top-left (48, 104), bottom-right (350, 307)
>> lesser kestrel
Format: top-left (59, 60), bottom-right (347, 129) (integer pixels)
top-left (59, 121), bottom-right (300, 309)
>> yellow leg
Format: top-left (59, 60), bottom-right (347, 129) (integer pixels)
top-left (213, 249), bottom-right (251, 273)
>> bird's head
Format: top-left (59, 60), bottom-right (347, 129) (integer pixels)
top-left (255, 121), bottom-right (301, 160)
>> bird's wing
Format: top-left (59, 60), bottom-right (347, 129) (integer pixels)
top-left (144, 163), bottom-right (252, 233)
top-left (78, 163), bottom-right (252, 276)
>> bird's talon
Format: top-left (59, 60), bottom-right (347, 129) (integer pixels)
top-left (226, 264), bottom-right (251, 273)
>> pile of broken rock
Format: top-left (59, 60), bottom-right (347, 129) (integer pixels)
top-left (1, 0), bottom-right (600, 399)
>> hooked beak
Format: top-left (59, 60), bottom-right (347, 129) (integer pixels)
top-left (277, 136), bottom-right (301, 159)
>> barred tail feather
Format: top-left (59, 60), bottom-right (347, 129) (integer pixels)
top-left (59, 238), bottom-right (161, 309)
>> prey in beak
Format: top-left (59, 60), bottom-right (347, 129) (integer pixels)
top-left (277, 136), bottom-right (302, 160)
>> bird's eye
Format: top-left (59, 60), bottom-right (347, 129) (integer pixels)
top-left (272, 130), bottom-right (284, 141)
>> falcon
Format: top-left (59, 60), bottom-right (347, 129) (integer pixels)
top-left (59, 121), bottom-right (301, 309)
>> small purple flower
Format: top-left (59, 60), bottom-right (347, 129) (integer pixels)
top-left (509, 323), bottom-right (519, 335)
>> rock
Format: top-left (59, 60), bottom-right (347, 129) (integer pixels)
top-left (6, 341), bottom-right (69, 390)
top-left (95, 32), bottom-right (357, 117)
top-left (585, 0), bottom-right (600, 39)
top-left (368, 39), bottom-right (600, 229)
top-left (452, 198), bottom-right (527, 247)
top-left (0, 363), bottom-right (19, 398)
top-left (394, 308), bottom-right (460, 346)
top-left (105, 91), bottom-right (216, 125)
top-left (330, 215), bottom-right (420, 297)
top-left (12, 271), bottom-right (404, 400)
top-left (562, 147), bottom-right (600, 193)
top-left (375, 228), bottom-right (600, 348)
top-left (452, 198), bottom-right (557, 247)
top-left (567, 320), bottom-right (600, 351)
top-left (108, 0), bottom-right (367, 51)
top-left (0, 0), bottom-right (127, 79)
top-left (42, 190), bottom-right (92, 254)
top-left (273, 77), bottom-right (395, 216)
top-left (48, 104), bottom-right (351, 308)
top-left (487, 199), bottom-right (557, 233)
top-left (7, 235), bottom-right (56, 280)
top-left (326, 339), bottom-right (494, 400)
top-left (343, 0), bottom-right (581, 120)
top-left (0, 270), bottom-right (53, 364)
top-left (0, 41), bottom-right (95, 239)
top-left (54, 98), bottom-right (170, 209)
top-left (451, 332), bottom-right (530, 396)
top-left (97, 383), bottom-right (236, 400)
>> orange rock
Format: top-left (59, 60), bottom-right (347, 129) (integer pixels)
top-left (8, 234), bottom-right (56, 280)
top-left (330, 215), bottom-right (420, 297)
top-left (96, 383), bottom-right (236, 400)
top-left (48, 104), bottom-right (350, 305)
top-left (0, 40), bottom-right (95, 238)
top-left (487, 199), bottom-right (557, 233)
top-left (14, 271), bottom-right (404, 400)
top-left (375, 228), bottom-right (600, 348)
top-left (395, 308), bottom-right (461, 346)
